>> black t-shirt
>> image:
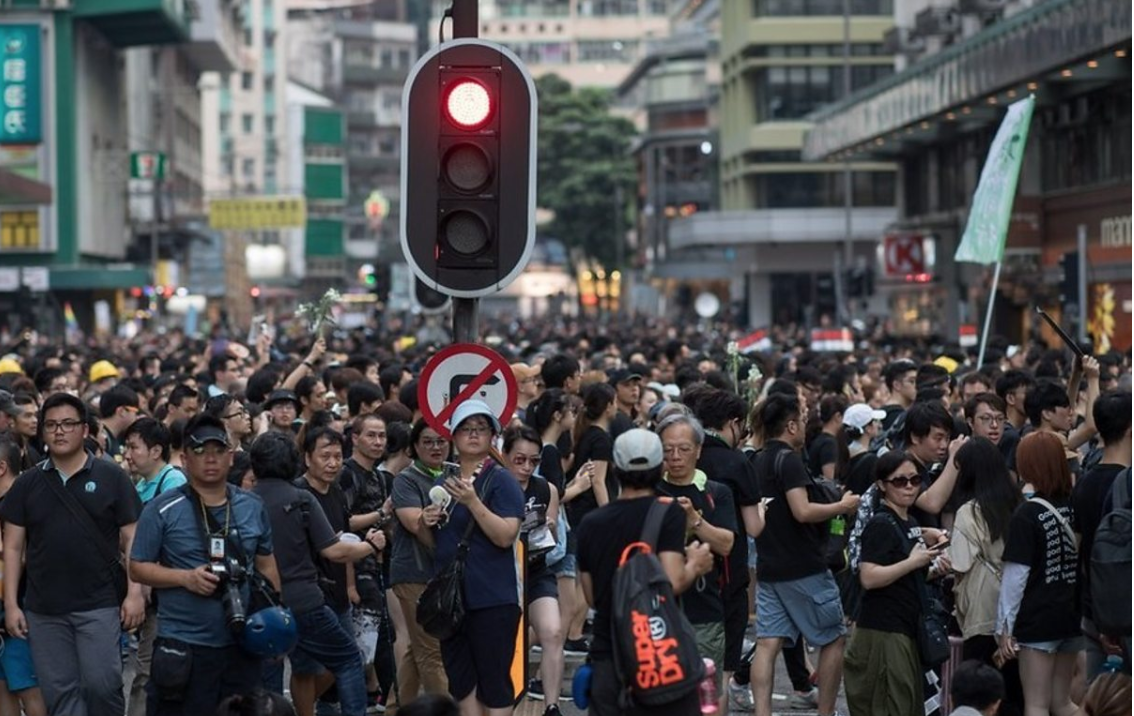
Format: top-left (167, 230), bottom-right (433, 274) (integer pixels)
top-left (522, 476), bottom-right (554, 575)
top-left (254, 479), bottom-right (339, 615)
top-left (576, 497), bottom-right (685, 659)
top-left (806, 433), bottom-right (838, 478)
top-left (909, 456), bottom-right (946, 530)
top-left (0, 455), bottom-right (141, 615)
top-left (699, 436), bottom-right (760, 593)
top-left (295, 477), bottom-right (351, 612)
top-left (999, 421), bottom-right (1021, 467)
top-left (609, 411), bottom-right (635, 443)
top-left (843, 451), bottom-right (878, 497)
top-left (1002, 497), bottom-right (1079, 642)
top-left (857, 506), bottom-right (924, 639)
top-left (753, 440), bottom-right (827, 582)
top-left (1072, 463), bottom-right (1125, 619)
top-left (537, 443), bottom-right (566, 497)
top-left (566, 426), bottom-right (615, 527)
top-left (655, 478), bottom-right (737, 624)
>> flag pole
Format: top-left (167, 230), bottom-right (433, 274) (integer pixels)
top-left (976, 261), bottom-right (1002, 368)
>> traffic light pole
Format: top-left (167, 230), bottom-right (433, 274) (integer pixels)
top-left (450, 0), bottom-right (479, 344)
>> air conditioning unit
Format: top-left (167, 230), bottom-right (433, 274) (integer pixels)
top-left (958, 0), bottom-right (1008, 14)
top-left (883, 27), bottom-right (925, 55)
top-left (915, 7), bottom-right (962, 37)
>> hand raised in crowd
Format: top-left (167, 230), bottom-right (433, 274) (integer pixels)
top-left (182, 564), bottom-right (221, 597)
top-left (1082, 355), bottom-right (1100, 380)
top-left (306, 337), bottom-right (327, 366)
top-left (684, 540), bottom-right (713, 577)
top-left (947, 434), bottom-right (969, 461)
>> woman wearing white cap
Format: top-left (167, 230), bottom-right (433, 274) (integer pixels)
top-left (416, 399), bottom-right (525, 716)
top-left (840, 403), bottom-right (886, 497)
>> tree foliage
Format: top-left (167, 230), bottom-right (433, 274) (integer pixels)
top-left (536, 74), bottom-right (637, 268)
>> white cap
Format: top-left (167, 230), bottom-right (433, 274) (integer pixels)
top-left (843, 403), bottom-right (886, 430)
top-left (613, 429), bottom-right (664, 472)
top-left (447, 399), bottom-right (502, 434)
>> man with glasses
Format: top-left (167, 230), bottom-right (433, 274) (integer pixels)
top-left (1, 392), bottom-right (145, 716)
top-left (130, 415), bottom-right (281, 715)
top-left (205, 395), bottom-right (254, 450)
top-left (964, 393), bottom-right (1007, 445)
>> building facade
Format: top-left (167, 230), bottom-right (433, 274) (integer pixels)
top-left (661, 0), bottom-right (898, 328)
top-left (804, 0), bottom-right (1132, 351)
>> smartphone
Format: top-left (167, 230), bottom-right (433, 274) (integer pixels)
top-left (760, 497), bottom-right (775, 507)
top-left (930, 538), bottom-right (950, 552)
top-left (442, 461), bottom-right (461, 482)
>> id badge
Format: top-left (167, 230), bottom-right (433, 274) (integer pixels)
top-left (209, 537), bottom-right (226, 560)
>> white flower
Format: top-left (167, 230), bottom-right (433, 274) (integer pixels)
top-left (726, 341), bottom-right (739, 358)
top-left (747, 365), bottom-right (763, 383)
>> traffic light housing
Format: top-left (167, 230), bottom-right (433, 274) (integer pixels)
top-left (413, 276), bottom-right (452, 315)
top-left (401, 39), bottom-right (537, 298)
top-left (1059, 251), bottom-right (1080, 307)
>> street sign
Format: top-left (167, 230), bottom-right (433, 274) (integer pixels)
top-left (20, 265), bottom-right (47, 292)
top-left (208, 196), bottom-right (307, 230)
top-left (418, 343), bottom-right (518, 439)
top-left (130, 151), bottom-right (166, 180)
top-left (0, 25), bottom-right (42, 145)
top-left (883, 234), bottom-right (926, 276)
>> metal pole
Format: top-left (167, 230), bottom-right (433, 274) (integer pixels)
top-left (840, 0), bottom-right (853, 326)
top-left (976, 261), bottom-right (1002, 368)
top-left (450, 0), bottom-right (478, 39)
top-left (449, 0), bottom-right (478, 342)
top-left (1076, 223), bottom-right (1088, 345)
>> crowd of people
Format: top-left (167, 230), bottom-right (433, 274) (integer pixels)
top-left (0, 315), bottom-right (1127, 716)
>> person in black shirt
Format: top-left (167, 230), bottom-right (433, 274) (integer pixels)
top-left (995, 370), bottom-right (1035, 473)
top-left (2, 392), bottom-right (144, 716)
top-left (807, 396), bottom-right (847, 481)
top-left (656, 413), bottom-right (736, 714)
top-left (575, 428), bottom-right (712, 716)
top-left (845, 451), bottom-right (949, 716)
top-left (1071, 390), bottom-right (1131, 679)
top-left (607, 369), bottom-right (641, 442)
top-left (840, 404), bottom-right (883, 497)
top-left (901, 401), bottom-right (963, 529)
top-left (751, 392), bottom-right (859, 716)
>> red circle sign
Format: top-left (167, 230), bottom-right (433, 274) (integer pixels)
top-left (417, 343), bottom-right (518, 439)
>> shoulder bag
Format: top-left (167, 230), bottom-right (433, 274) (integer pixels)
top-left (43, 470), bottom-right (128, 603)
top-left (1028, 496), bottom-right (1077, 548)
top-left (416, 466), bottom-right (497, 641)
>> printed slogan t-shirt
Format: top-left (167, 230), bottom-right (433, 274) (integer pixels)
top-left (1002, 497), bottom-right (1080, 643)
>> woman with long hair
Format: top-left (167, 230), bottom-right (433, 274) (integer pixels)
top-left (417, 401), bottom-right (525, 716)
top-left (997, 431), bottom-right (1082, 716)
top-left (950, 437), bottom-right (1024, 716)
top-left (562, 382), bottom-right (616, 653)
top-left (502, 425), bottom-right (565, 714)
top-left (844, 451), bottom-right (950, 716)
top-left (390, 420), bottom-right (452, 701)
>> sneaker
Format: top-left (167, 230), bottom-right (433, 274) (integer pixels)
top-left (365, 691), bottom-right (386, 714)
top-left (543, 705), bottom-right (562, 716)
top-left (531, 643), bottom-right (543, 653)
top-left (563, 637), bottom-right (590, 656)
top-left (788, 688), bottom-right (819, 710)
top-left (527, 678), bottom-right (546, 701)
top-left (728, 677), bottom-right (754, 712)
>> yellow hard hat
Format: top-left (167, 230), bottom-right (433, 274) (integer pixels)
top-left (0, 358), bottom-right (22, 375)
top-left (89, 360), bottom-right (120, 384)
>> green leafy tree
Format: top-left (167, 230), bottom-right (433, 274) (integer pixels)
top-left (536, 74), bottom-right (637, 268)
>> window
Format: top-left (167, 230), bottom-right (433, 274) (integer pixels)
top-left (380, 49), bottom-right (393, 68)
top-left (264, 31), bottom-right (274, 49)
top-left (756, 63), bottom-right (893, 120)
top-left (264, 77), bottom-right (274, 94)
top-left (578, 0), bottom-right (638, 16)
top-left (241, 72), bottom-right (253, 90)
top-left (219, 112), bottom-right (231, 134)
top-left (502, 41), bottom-right (570, 65)
top-left (577, 39), bottom-right (638, 62)
top-left (242, 113), bottom-right (254, 134)
top-left (398, 49), bottom-right (411, 68)
top-left (751, 170), bottom-right (895, 208)
top-left (243, 29), bottom-right (252, 47)
top-left (754, 0), bottom-right (893, 15)
top-left (264, 116), bottom-right (275, 134)
top-left (1039, 88), bottom-right (1132, 193)
top-left (242, 158), bottom-right (255, 178)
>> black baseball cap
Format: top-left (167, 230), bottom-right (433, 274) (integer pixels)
top-left (263, 389), bottom-right (300, 410)
top-left (185, 425), bottom-right (230, 448)
top-left (607, 369), bottom-right (643, 386)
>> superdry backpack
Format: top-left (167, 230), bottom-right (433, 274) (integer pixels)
top-left (1090, 468), bottom-right (1131, 635)
top-left (611, 498), bottom-right (705, 707)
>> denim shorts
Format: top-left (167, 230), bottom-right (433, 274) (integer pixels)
top-left (755, 571), bottom-right (846, 648)
top-left (549, 552), bottom-right (577, 579)
top-left (291, 606), bottom-right (355, 676)
top-left (1019, 636), bottom-right (1085, 654)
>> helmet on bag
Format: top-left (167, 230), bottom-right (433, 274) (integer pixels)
top-left (241, 606), bottom-right (298, 658)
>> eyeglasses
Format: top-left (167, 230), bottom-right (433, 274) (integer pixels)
top-left (510, 455), bottom-right (541, 468)
top-left (974, 414), bottom-right (1005, 426)
top-left (189, 445), bottom-right (231, 457)
top-left (884, 474), bottom-right (923, 488)
top-left (44, 419), bottom-right (83, 434)
top-left (222, 408), bottom-right (248, 420)
top-left (456, 424), bottom-right (490, 436)
top-left (663, 445), bottom-right (696, 457)
top-left (419, 438), bottom-right (448, 449)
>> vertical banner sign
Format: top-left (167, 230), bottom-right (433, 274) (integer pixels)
top-left (954, 95), bottom-right (1036, 265)
top-left (0, 25), bottom-right (41, 145)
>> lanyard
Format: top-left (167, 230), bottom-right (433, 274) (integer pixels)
top-left (200, 497), bottom-right (231, 538)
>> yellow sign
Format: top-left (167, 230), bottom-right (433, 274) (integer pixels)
top-left (208, 196), bottom-right (306, 230)
top-left (0, 210), bottom-right (39, 249)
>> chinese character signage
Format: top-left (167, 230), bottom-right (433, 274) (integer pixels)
top-left (208, 196), bottom-right (307, 230)
top-left (0, 25), bottom-right (41, 145)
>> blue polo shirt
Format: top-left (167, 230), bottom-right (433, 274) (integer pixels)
top-left (131, 485), bottom-right (273, 647)
top-left (136, 464), bottom-right (188, 504)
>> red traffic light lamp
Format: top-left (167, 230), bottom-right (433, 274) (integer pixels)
top-left (400, 39), bottom-right (536, 299)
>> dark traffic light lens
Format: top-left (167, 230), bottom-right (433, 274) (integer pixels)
top-left (442, 210), bottom-right (490, 256)
top-left (443, 144), bottom-right (492, 193)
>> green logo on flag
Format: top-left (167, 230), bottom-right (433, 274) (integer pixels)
top-left (954, 95), bottom-right (1036, 265)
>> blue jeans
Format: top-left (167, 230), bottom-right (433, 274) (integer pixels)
top-left (293, 605), bottom-right (367, 716)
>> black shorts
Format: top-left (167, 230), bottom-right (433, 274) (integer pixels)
top-left (441, 604), bottom-right (522, 708)
top-left (525, 570), bottom-right (558, 605)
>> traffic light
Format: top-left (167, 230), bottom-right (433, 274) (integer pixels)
top-left (401, 39), bottom-right (537, 298)
top-left (1059, 251), bottom-right (1080, 306)
top-left (413, 276), bottom-right (451, 315)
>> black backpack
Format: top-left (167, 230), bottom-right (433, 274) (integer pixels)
top-left (611, 499), bottom-right (705, 707)
top-left (1091, 468), bottom-right (1131, 635)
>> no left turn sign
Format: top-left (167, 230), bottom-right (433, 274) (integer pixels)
top-left (417, 343), bottom-right (519, 439)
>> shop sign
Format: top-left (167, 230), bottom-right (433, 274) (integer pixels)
top-left (0, 25), bottom-right (41, 145)
top-left (1099, 216), bottom-right (1131, 249)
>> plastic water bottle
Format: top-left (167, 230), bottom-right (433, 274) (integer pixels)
top-left (698, 658), bottom-right (719, 714)
top-left (1103, 655), bottom-right (1124, 674)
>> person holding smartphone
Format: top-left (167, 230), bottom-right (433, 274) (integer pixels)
top-left (844, 451), bottom-right (951, 716)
